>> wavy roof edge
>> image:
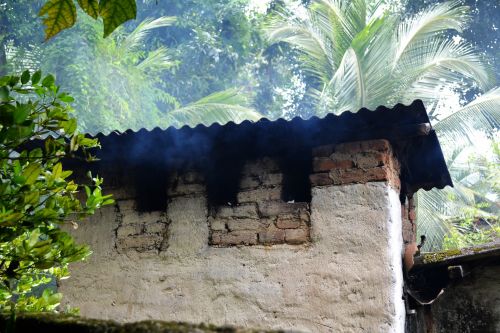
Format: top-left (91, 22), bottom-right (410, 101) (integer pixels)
top-left (75, 99), bottom-right (452, 194)
top-left (89, 100), bottom-right (428, 137)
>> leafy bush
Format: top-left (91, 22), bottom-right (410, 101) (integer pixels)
top-left (443, 216), bottom-right (499, 250)
top-left (0, 70), bottom-right (113, 313)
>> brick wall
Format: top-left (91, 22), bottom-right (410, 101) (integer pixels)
top-left (208, 158), bottom-right (311, 246)
top-left (111, 139), bottom-right (404, 251)
top-left (402, 197), bottom-right (416, 245)
top-left (115, 201), bottom-right (169, 252)
top-left (309, 139), bottom-right (400, 190)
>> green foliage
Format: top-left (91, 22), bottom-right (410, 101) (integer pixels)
top-left (418, 138), bottom-right (500, 250)
top-left (443, 217), bottom-right (499, 250)
top-left (40, 14), bottom-right (178, 132)
top-left (39, 0), bottom-right (137, 40)
top-left (38, 13), bottom-right (263, 133)
top-left (39, 0), bottom-right (78, 41)
top-left (0, 70), bottom-right (113, 312)
top-left (266, 0), bottom-right (499, 250)
top-left (99, 0), bottom-right (137, 38)
top-left (265, 0), bottom-right (495, 115)
top-left (441, 141), bottom-right (500, 250)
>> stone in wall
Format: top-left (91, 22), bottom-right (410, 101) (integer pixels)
top-left (115, 200), bottom-right (169, 253)
top-left (167, 171), bottom-right (205, 197)
top-left (209, 158), bottom-right (311, 247)
top-left (310, 139), bottom-right (400, 190)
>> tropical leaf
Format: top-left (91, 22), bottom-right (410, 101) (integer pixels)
top-left (320, 47), bottom-right (365, 114)
top-left (166, 89), bottom-right (263, 128)
top-left (311, 0), bottom-right (365, 68)
top-left (99, 0), bottom-right (137, 38)
top-left (136, 47), bottom-right (176, 71)
top-left (418, 184), bottom-right (498, 250)
top-left (39, 0), bottom-right (77, 40)
top-left (395, 40), bottom-right (494, 107)
top-left (435, 87), bottom-right (500, 143)
top-left (265, 9), bottom-right (335, 82)
top-left (77, 0), bottom-right (99, 19)
top-left (393, 0), bottom-right (470, 66)
top-left (120, 16), bottom-right (176, 54)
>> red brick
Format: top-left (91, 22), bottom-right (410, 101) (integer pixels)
top-left (355, 151), bottom-right (389, 168)
top-left (313, 157), bottom-right (354, 172)
top-left (276, 215), bottom-right (302, 229)
top-left (258, 228), bottom-right (285, 244)
top-left (209, 218), bottom-right (227, 231)
top-left (237, 187), bottom-right (282, 203)
top-left (116, 234), bottom-right (162, 252)
top-left (312, 144), bottom-right (335, 157)
top-left (409, 208), bottom-right (416, 221)
top-left (227, 218), bottom-right (270, 231)
top-left (258, 201), bottom-right (309, 217)
top-left (329, 167), bottom-right (388, 185)
top-left (309, 173), bottom-right (334, 187)
top-left (145, 222), bottom-right (167, 234)
top-left (332, 139), bottom-right (391, 154)
top-left (334, 141), bottom-right (363, 154)
top-left (360, 139), bottom-right (390, 152)
top-left (117, 224), bottom-right (142, 238)
top-left (217, 203), bottom-right (259, 219)
top-left (211, 231), bottom-right (258, 246)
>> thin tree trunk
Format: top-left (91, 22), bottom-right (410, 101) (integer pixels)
top-left (0, 10), bottom-right (8, 76)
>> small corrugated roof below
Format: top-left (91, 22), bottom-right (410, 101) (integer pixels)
top-left (407, 241), bottom-right (500, 305)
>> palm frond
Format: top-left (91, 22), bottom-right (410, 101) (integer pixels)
top-left (417, 187), bottom-right (455, 250)
top-left (394, 0), bottom-right (470, 67)
top-left (136, 46), bottom-right (176, 71)
top-left (165, 89), bottom-right (263, 128)
top-left (366, 0), bottom-right (389, 21)
top-left (264, 9), bottom-right (335, 82)
top-left (120, 16), bottom-right (176, 55)
top-left (320, 47), bottom-right (365, 114)
top-left (417, 139), bottom-right (499, 250)
top-left (418, 183), bottom-right (497, 250)
top-left (351, 14), bottom-right (397, 109)
top-left (311, 0), bottom-right (367, 67)
top-left (394, 39), bottom-right (494, 105)
top-left (434, 87), bottom-right (500, 143)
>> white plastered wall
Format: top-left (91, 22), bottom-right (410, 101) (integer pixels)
top-left (60, 182), bottom-right (404, 332)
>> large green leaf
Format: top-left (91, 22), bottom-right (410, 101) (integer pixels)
top-left (99, 0), bottom-right (137, 38)
top-left (77, 0), bottom-right (99, 19)
top-left (39, 0), bottom-right (77, 40)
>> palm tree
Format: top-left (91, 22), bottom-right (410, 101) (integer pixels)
top-left (265, 0), bottom-right (500, 249)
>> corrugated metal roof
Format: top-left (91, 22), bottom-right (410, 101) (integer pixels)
top-left (87, 100), bottom-right (452, 195)
top-left (407, 241), bottom-right (499, 304)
